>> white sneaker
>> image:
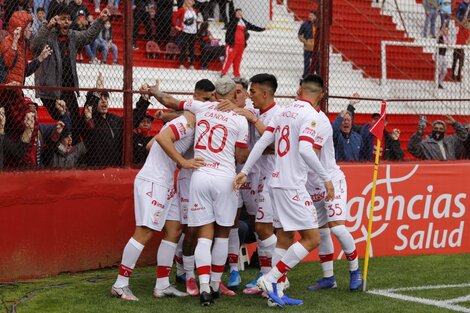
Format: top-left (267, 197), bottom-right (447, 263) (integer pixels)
top-left (153, 285), bottom-right (188, 298)
top-left (256, 276), bottom-right (274, 294)
top-left (111, 285), bottom-right (139, 301)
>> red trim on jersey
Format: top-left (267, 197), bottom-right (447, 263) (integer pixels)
top-left (235, 142), bottom-right (248, 148)
top-left (196, 265), bottom-right (211, 276)
top-left (169, 124), bottom-right (180, 140)
top-left (178, 100), bottom-right (186, 110)
top-left (313, 143), bottom-right (322, 150)
top-left (119, 264), bottom-right (134, 277)
top-left (346, 250), bottom-right (358, 261)
top-left (260, 102), bottom-right (276, 114)
top-left (275, 261), bottom-right (292, 274)
top-left (299, 136), bottom-right (315, 145)
top-left (297, 98), bottom-right (320, 112)
top-left (157, 265), bottom-right (172, 278)
top-left (227, 253), bottom-right (239, 264)
top-left (319, 253), bottom-right (334, 263)
top-left (266, 126), bottom-right (275, 133)
top-left (211, 264), bottom-right (225, 273)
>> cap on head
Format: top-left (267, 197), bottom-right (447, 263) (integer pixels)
top-left (215, 76), bottom-right (236, 96)
top-left (432, 120), bottom-right (446, 130)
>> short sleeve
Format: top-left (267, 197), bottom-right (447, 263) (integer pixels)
top-left (235, 117), bottom-right (249, 148)
top-left (312, 120), bottom-right (331, 150)
top-left (265, 114), bottom-right (278, 133)
top-left (168, 116), bottom-right (190, 141)
top-left (299, 114), bottom-right (318, 145)
top-left (180, 99), bottom-right (211, 114)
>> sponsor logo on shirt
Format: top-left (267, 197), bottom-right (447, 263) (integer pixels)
top-left (202, 161), bottom-right (220, 168)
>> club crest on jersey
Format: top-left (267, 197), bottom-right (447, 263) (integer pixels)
top-left (311, 121), bottom-right (317, 128)
top-left (292, 194), bottom-right (300, 201)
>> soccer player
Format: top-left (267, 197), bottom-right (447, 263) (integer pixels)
top-left (111, 103), bottom-right (203, 300)
top-left (304, 77), bottom-right (363, 292)
top-left (150, 77), bottom-right (249, 306)
top-left (234, 74), bottom-right (334, 307)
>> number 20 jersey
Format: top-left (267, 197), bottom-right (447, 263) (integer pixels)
top-left (179, 99), bottom-right (249, 178)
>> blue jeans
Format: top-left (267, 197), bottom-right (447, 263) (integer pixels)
top-left (99, 41), bottom-right (118, 63)
top-left (423, 9), bottom-right (437, 37)
top-left (85, 40), bottom-right (98, 59)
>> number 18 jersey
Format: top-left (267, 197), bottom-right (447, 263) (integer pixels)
top-left (179, 99), bottom-right (249, 178)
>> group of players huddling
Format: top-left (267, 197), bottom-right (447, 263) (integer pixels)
top-left (110, 73), bottom-right (363, 307)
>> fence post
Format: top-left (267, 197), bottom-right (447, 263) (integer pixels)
top-left (123, 0), bottom-right (134, 168)
top-left (319, 0), bottom-right (332, 112)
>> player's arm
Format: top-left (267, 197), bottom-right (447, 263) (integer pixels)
top-left (156, 123), bottom-right (204, 170)
top-left (234, 108), bottom-right (266, 135)
top-left (235, 146), bottom-right (248, 164)
top-left (148, 80), bottom-right (181, 111)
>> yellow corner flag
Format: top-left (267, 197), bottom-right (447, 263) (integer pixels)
top-left (362, 100), bottom-right (387, 291)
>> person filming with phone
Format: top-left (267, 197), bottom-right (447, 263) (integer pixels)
top-left (408, 115), bottom-right (468, 160)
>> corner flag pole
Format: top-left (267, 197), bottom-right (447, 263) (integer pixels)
top-left (362, 100), bottom-right (386, 292)
top-left (362, 138), bottom-right (381, 292)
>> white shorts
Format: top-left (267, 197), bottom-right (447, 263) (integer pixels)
top-left (238, 171), bottom-right (259, 215)
top-left (269, 187), bottom-right (318, 232)
top-left (188, 171), bottom-right (238, 227)
top-left (256, 180), bottom-right (274, 224)
top-left (174, 173), bottom-right (191, 225)
top-left (134, 178), bottom-right (178, 231)
top-left (311, 178), bottom-right (348, 227)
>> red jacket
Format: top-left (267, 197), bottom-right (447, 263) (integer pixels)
top-left (0, 11), bottom-right (33, 85)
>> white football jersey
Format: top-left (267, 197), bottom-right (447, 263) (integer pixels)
top-left (137, 115), bottom-right (194, 187)
top-left (180, 99), bottom-right (249, 178)
top-left (267, 99), bottom-right (321, 189)
top-left (306, 111), bottom-right (345, 193)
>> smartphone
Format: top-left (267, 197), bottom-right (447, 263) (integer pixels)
top-left (419, 115), bottom-right (427, 129)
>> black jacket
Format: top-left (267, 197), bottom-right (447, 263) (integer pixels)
top-left (225, 7), bottom-right (265, 47)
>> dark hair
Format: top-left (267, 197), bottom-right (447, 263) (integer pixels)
top-left (310, 10), bottom-right (316, 15)
top-left (249, 73), bottom-right (278, 94)
top-left (233, 77), bottom-right (249, 90)
top-left (194, 79), bottom-right (215, 92)
top-left (53, 4), bottom-right (72, 17)
top-left (100, 91), bottom-right (110, 99)
top-left (302, 74), bottom-right (323, 88)
top-left (37, 7), bottom-right (46, 13)
top-left (198, 21), bottom-right (209, 35)
top-left (235, 8), bottom-right (242, 13)
top-left (371, 113), bottom-right (380, 120)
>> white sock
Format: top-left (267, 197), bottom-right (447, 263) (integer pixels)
top-left (183, 254), bottom-right (195, 280)
top-left (266, 242), bottom-right (309, 284)
top-left (228, 229), bottom-right (240, 272)
top-left (175, 234), bottom-right (185, 276)
top-left (319, 228), bottom-right (335, 277)
top-left (272, 247), bottom-right (287, 270)
top-left (258, 234), bottom-right (277, 275)
top-left (211, 237), bottom-right (229, 291)
top-left (114, 237), bottom-right (144, 288)
top-left (331, 225), bottom-right (359, 271)
top-left (156, 240), bottom-right (177, 290)
top-left (195, 238), bottom-right (212, 293)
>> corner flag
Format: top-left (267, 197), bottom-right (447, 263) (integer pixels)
top-left (369, 101), bottom-right (387, 140)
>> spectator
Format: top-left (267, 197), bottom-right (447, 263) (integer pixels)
top-left (73, 12), bottom-right (100, 64)
top-left (408, 116), bottom-right (468, 160)
top-left (298, 11), bottom-right (320, 78)
top-left (452, 21), bottom-right (469, 82)
top-left (31, 5), bottom-right (108, 144)
top-left (423, 0), bottom-right (438, 38)
top-left (154, 0), bottom-right (173, 46)
top-left (133, 110), bottom-right (154, 165)
top-left (4, 0), bottom-right (31, 28)
top-left (93, 0), bottom-right (101, 13)
top-left (97, 20), bottom-right (118, 64)
top-left (68, 0), bottom-right (90, 22)
top-left (439, 0), bottom-right (452, 27)
top-left (34, 0), bottom-right (52, 16)
top-left (213, 0), bottom-right (234, 29)
top-left (173, 0), bottom-right (198, 69)
top-left (47, 0), bottom-right (67, 21)
top-left (221, 7), bottom-right (266, 78)
top-left (332, 110), bottom-right (363, 161)
top-left (0, 107), bottom-right (32, 169)
top-left (107, 0), bottom-right (121, 14)
top-left (32, 7), bottom-right (48, 39)
top-left (81, 74), bottom-right (152, 167)
top-left (195, 0), bottom-right (212, 21)
top-left (437, 24), bottom-right (450, 89)
top-left (457, 123), bottom-right (470, 158)
top-left (359, 114), bottom-right (405, 161)
top-left (197, 21), bottom-right (225, 70)
top-left (456, 0), bottom-right (470, 22)
top-left (132, 0), bottom-right (152, 50)
top-left (49, 123), bottom-right (87, 168)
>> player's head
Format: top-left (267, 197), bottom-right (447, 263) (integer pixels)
top-left (233, 77), bottom-right (249, 108)
top-left (249, 73), bottom-right (277, 109)
top-left (298, 74), bottom-right (325, 103)
top-left (194, 79), bottom-right (215, 102)
top-left (215, 76), bottom-right (236, 101)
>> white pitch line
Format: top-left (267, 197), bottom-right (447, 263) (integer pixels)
top-left (371, 283), bottom-right (470, 292)
top-left (446, 295), bottom-right (470, 304)
top-left (369, 290), bottom-right (470, 313)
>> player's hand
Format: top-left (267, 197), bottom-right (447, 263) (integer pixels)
top-left (217, 99), bottom-right (236, 112)
top-left (391, 128), bottom-right (401, 140)
top-left (180, 157), bottom-right (204, 170)
top-left (233, 172), bottom-right (247, 191)
top-left (323, 180), bottom-right (335, 202)
top-left (445, 115), bottom-right (456, 125)
top-left (233, 107), bottom-right (257, 123)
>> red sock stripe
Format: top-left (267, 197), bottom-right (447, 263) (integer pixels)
top-left (259, 256), bottom-right (272, 268)
top-left (227, 253), bottom-right (239, 264)
top-left (275, 261), bottom-right (291, 274)
top-left (277, 274), bottom-right (286, 283)
top-left (157, 266), bottom-right (172, 278)
top-left (346, 250), bottom-right (358, 261)
top-left (319, 253), bottom-right (334, 263)
top-left (174, 255), bottom-right (183, 265)
top-left (119, 264), bottom-right (134, 277)
top-left (197, 265), bottom-right (211, 276)
top-left (211, 264), bottom-right (225, 273)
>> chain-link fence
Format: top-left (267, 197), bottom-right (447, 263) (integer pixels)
top-left (0, 0), bottom-right (469, 171)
